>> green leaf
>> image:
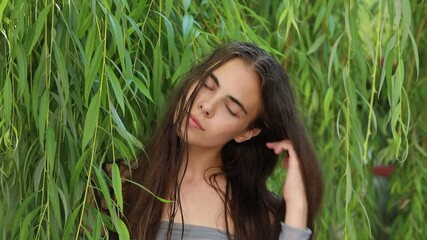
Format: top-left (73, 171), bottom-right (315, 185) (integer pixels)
top-left (124, 179), bottom-right (173, 203)
top-left (307, 34), bottom-right (325, 55)
top-left (408, 31), bottom-right (419, 79)
top-left (328, 33), bottom-right (344, 85)
top-left (10, 192), bottom-right (37, 238)
top-left (152, 44), bottom-right (163, 103)
top-left (33, 157), bottom-right (45, 194)
top-left (84, 44), bottom-right (103, 104)
top-left (108, 13), bottom-right (125, 69)
top-left (19, 207), bottom-right (41, 240)
top-left (15, 44), bottom-right (30, 109)
top-left (70, 149), bottom-right (89, 202)
top-left (116, 218), bottom-right (130, 240)
top-left (49, 181), bottom-right (62, 231)
top-left (62, 205), bottom-right (82, 240)
top-left (164, 0), bottom-right (173, 16)
top-left (111, 163), bottom-right (123, 211)
top-left (3, 75), bottom-right (12, 123)
top-left (26, 4), bottom-right (51, 54)
top-left (54, 43), bottom-right (70, 106)
top-left (106, 65), bottom-right (125, 113)
top-left (390, 103), bottom-right (401, 139)
top-left (379, 35), bottom-right (397, 95)
top-left (183, 0), bottom-right (191, 12)
top-left (82, 92), bottom-right (100, 150)
top-left (182, 14), bottom-right (194, 43)
top-left (93, 167), bottom-right (117, 225)
top-left (323, 87), bottom-right (334, 117)
top-left (277, 7), bottom-right (289, 28)
top-left (344, 4), bottom-right (351, 41)
top-left (125, 15), bottom-right (145, 43)
top-left (38, 90), bottom-right (49, 148)
top-left (46, 126), bottom-right (57, 171)
top-left (84, 26), bottom-right (97, 64)
top-left (133, 75), bottom-right (153, 102)
top-left (110, 103), bottom-right (144, 149)
top-left (114, 137), bottom-right (134, 160)
top-left (0, 0), bottom-right (7, 22)
top-left (91, 211), bottom-right (102, 240)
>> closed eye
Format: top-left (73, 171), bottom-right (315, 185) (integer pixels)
top-left (208, 72), bottom-right (248, 116)
top-left (225, 104), bottom-right (238, 117)
top-left (203, 83), bottom-right (214, 91)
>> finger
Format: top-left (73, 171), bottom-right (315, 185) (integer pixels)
top-left (266, 142), bottom-right (281, 154)
top-left (277, 141), bottom-right (296, 159)
top-left (265, 142), bottom-right (277, 149)
top-left (275, 143), bottom-right (300, 168)
top-left (266, 141), bottom-right (291, 155)
top-left (266, 140), bottom-right (291, 146)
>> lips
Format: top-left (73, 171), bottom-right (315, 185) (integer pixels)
top-left (189, 114), bottom-right (205, 130)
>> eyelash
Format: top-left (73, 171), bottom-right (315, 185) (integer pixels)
top-left (225, 105), bottom-right (238, 117)
top-left (203, 83), bottom-right (214, 91)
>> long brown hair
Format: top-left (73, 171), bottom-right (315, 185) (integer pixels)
top-left (123, 42), bottom-right (323, 239)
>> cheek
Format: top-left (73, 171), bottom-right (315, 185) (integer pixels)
top-left (215, 118), bottom-right (247, 138)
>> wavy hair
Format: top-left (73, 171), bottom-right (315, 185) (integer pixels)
top-left (122, 42), bottom-right (323, 240)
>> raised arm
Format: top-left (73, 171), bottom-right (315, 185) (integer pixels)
top-left (266, 140), bottom-right (312, 240)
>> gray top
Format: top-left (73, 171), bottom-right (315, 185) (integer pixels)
top-left (156, 221), bottom-right (311, 240)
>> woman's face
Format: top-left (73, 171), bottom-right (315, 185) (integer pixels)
top-left (181, 57), bottom-right (262, 149)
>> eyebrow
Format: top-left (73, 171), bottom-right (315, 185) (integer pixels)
top-left (209, 73), bottom-right (248, 115)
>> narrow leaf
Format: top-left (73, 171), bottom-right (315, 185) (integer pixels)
top-left (19, 207), bottom-right (41, 240)
top-left (106, 66), bottom-right (125, 113)
top-left (133, 75), bottom-right (153, 102)
top-left (108, 14), bottom-right (125, 68)
top-left (182, 14), bottom-right (194, 43)
top-left (27, 4), bottom-right (51, 54)
top-left (82, 92), bottom-right (100, 149)
top-left (110, 103), bottom-right (144, 149)
top-left (323, 87), bottom-right (334, 117)
top-left (307, 35), bottom-right (325, 55)
top-left (124, 179), bottom-right (173, 203)
top-left (61, 205), bottom-right (82, 240)
top-left (46, 126), bottom-right (57, 171)
top-left (3, 75), bottom-right (12, 123)
top-left (70, 149), bottom-right (89, 202)
top-left (0, 0), bottom-right (7, 21)
top-left (111, 163), bottom-right (123, 211)
top-left (328, 34), bottom-right (344, 85)
top-left (116, 218), bottom-right (130, 240)
top-left (152, 45), bottom-right (163, 103)
top-left (408, 32), bottom-right (419, 79)
top-left (84, 44), bottom-right (103, 104)
top-left (54, 43), bottom-right (70, 105)
top-left (93, 167), bottom-right (117, 225)
top-left (48, 181), bottom-right (62, 231)
top-left (38, 90), bottom-right (49, 148)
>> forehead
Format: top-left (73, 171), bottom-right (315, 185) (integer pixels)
top-left (211, 58), bottom-right (262, 116)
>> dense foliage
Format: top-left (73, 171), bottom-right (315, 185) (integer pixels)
top-left (0, 0), bottom-right (425, 239)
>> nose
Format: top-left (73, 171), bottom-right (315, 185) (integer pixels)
top-left (198, 99), bottom-right (215, 117)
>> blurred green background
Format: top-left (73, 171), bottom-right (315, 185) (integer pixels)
top-left (0, 0), bottom-right (425, 239)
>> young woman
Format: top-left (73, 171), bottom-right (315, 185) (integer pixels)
top-left (113, 41), bottom-right (323, 239)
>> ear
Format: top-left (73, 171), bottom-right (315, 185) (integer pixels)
top-left (234, 128), bottom-right (262, 143)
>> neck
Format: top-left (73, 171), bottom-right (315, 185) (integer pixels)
top-left (179, 144), bottom-right (223, 181)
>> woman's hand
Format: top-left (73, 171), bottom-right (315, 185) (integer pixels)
top-left (266, 140), bottom-right (308, 228)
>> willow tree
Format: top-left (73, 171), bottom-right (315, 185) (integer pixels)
top-left (0, 0), bottom-right (425, 239)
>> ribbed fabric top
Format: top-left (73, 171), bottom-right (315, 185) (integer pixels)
top-left (157, 221), bottom-right (230, 240)
top-left (156, 221), bottom-right (312, 240)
